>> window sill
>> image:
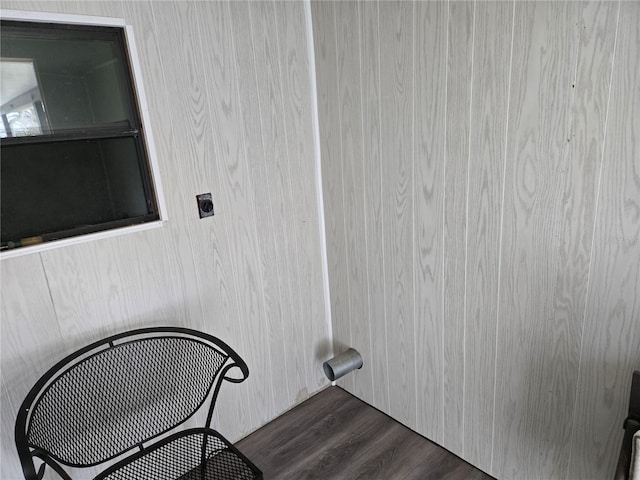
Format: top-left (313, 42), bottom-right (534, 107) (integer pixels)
top-left (0, 220), bottom-right (166, 260)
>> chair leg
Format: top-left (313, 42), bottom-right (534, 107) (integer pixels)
top-left (200, 433), bottom-right (209, 480)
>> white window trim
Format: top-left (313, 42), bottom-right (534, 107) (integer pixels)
top-left (0, 9), bottom-right (168, 260)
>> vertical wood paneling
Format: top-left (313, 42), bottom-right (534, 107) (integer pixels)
top-left (71, 1), bottom-right (123, 17)
top-left (197, 0), bottom-right (266, 432)
top-left (1, 380), bottom-right (20, 479)
top-left (121, 0), bottom-right (174, 207)
top-left (273, 0), bottom-right (329, 394)
top-left (379, 0), bottom-right (415, 427)
top-left (228, 1), bottom-right (288, 416)
top-left (311, 1), bottom-right (351, 389)
top-left (40, 242), bottom-right (133, 342)
top-left (494, 2), bottom-right (581, 477)
top-left (442, 0), bottom-right (474, 457)
top-left (463, 1), bottom-right (513, 471)
top-left (114, 233), bottom-right (194, 328)
top-left (543, 3), bottom-right (620, 478)
top-left (314, 1), bottom-right (638, 479)
top-left (199, 0), bottom-right (274, 428)
top-left (153, 1), bottom-right (265, 415)
top-left (263, 1), bottom-right (311, 401)
top-left (149, 1), bottom-right (248, 439)
top-left (413, 0), bottom-right (447, 444)
top-left (358, 0), bottom-right (390, 412)
top-left (1, 1), bottom-right (71, 13)
top-left (140, 0), bottom-right (208, 335)
top-left (3, 1), bottom-right (640, 479)
top-left (334, 0), bottom-right (373, 401)
top-left (248, 0), bottom-right (306, 405)
top-left (121, 1), bottom-right (209, 338)
top-left (0, 256), bottom-right (62, 403)
top-left (1, 2), bottom-right (330, 477)
top-left (569, 3), bottom-right (640, 479)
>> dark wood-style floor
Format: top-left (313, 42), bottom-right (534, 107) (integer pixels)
top-left (237, 387), bottom-right (495, 480)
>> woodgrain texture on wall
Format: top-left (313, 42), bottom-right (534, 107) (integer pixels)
top-left (0, 1), bottom-right (328, 478)
top-left (312, 1), bottom-right (640, 479)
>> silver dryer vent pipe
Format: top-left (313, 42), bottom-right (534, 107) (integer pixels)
top-left (323, 348), bottom-right (363, 381)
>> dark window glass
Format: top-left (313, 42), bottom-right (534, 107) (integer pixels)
top-left (0, 20), bottom-right (159, 250)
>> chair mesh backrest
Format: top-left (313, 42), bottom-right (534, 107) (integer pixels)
top-left (26, 337), bottom-right (227, 466)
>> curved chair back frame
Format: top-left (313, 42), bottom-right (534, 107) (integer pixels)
top-left (15, 327), bottom-right (249, 480)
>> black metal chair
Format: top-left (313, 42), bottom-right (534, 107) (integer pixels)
top-left (15, 327), bottom-right (262, 480)
top-left (615, 371), bottom-right (640, 480)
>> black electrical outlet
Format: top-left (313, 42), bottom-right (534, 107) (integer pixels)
top-left (196, 193), bottom-right (214, 218)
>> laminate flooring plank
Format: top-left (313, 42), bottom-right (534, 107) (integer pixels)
top-left (242, 392), bottom-right (371, 477)
top-left (462, 1), bottom-right (513, 472)
top-left (341, 422), bottom-right (436, 480)
top-left (347, 429), bottom-right (440, 480)
top-left (358, 0), bottom-right (390, 413)
top-left (442, 0), bottom-right (474, 457)
top-left (237, 387), bottom-right (354, 460)
top-left (378, 0), bottom-right (415, 428)
top-left (413, 0), bottom-right (447, 445)
top-left (407, 451), bottom-right (488, 480)
top-left (568, 3), bottom-right (640, 479)
top-left (237, 387), bottom-right (493, 480)
top-left (289, 408), bottom-right (405, 480)
top-left (258, 407), bottom-right (367, 477)
top-left (242, 392), bottom-right (391, 478)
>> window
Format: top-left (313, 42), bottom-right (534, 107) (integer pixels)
top-left (0, 15), bottom-right (163, 254)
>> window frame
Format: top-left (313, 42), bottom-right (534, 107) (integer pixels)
top-left (0, 9), bottom-right (167, 259)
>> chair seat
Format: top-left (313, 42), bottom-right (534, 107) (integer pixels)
top-left (95, 428), bottom-right (262, 480)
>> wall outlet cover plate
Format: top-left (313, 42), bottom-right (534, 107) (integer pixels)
top-left (196, 193), bottom-right (214, 218)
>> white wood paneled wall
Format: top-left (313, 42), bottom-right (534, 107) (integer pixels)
top-left (0, 1), bottom-right (329, 478)
top-left (312, 1), bottom-right (640, 479)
